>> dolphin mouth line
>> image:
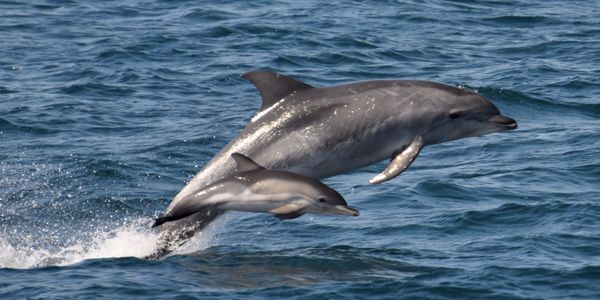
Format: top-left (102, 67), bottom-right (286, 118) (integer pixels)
top-left (335, 205), bottom-right (359, 216)
top-left (488, 115), bottom-right (518, 130)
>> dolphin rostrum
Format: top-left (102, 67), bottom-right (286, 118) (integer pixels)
top-left (152, 153), bottom-right (358, 228)
top-left (150, 71), bottom-right (517, 257)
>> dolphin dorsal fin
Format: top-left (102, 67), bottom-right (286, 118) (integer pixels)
top-left (231, 153), bottom-right (265, 173)
top-left (242, 71), bottom-right (314, 111)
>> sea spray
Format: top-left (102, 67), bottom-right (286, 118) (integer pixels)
top-left (0, 217), bottom-right (218, 269)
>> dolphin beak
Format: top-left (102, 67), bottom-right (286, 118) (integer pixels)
top-left (488, 115), bottom-right (518, 130)
top-left (334, 205), bottom-right (360, 216)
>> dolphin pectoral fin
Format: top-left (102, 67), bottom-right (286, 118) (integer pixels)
top-left (242, 71), bottom-right (314, 111)
top-left (274, 212), bottom-right (303, 220)
top-left (369, 135), bottom-right (424, 184)
top-left (269, 203), bottom-right (303, 215)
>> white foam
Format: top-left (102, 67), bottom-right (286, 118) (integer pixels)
top-left (0, 217), bottom-right (217, 269)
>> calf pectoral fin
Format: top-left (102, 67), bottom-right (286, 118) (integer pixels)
top-left (269, 203), bottom-right (303, 216)
top-left (369, 135), bottom-right (424, 184)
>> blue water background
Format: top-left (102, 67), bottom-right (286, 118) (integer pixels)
top-left (1, 0), bottom-right (600, 299)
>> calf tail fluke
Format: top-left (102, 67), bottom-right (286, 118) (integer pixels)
top-left (151, 204), bottom-right (197, 228)
top-left (152, 215), bottom-right (177, 228)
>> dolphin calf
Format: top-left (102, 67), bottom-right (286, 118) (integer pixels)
top-left (153, 153), bottom-right (358, 228)
top-left (150, 70), bottom-right (517, 257)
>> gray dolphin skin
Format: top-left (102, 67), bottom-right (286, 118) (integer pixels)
top-left (149, 70), bottom-right (517, 258)
top-left (153, 153), bottom-right (358, 228)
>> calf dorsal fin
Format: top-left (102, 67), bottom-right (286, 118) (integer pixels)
top-left (231, 153), bottom-right (264, 172)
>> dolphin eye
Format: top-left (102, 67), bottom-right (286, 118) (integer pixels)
top-left (449, 111), bottom-right (464, 119)
top-left (317, 197), bottom-right (327, 203)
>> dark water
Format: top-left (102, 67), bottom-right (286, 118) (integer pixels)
top-left (1, 0), bottom-right (599, 298)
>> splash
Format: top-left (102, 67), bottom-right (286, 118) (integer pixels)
top-left (0, 155), bottom-right (225, 270)
top-left (0, 217), bottom-right (219, 269)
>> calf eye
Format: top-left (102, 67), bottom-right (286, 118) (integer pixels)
top-left (318, 197), bottom-right (326, 203)
top-left (449, 111), bottom-right (463, 119)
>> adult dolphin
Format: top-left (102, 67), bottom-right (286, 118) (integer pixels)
top-left (149, 70), bottom-right (517, 258)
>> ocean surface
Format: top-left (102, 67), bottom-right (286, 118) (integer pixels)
top-left (1, 0), bottom-right (599, 298)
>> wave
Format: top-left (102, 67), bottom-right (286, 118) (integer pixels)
top-left (183, 8), bottom-right (239, 22)
top-left (477, 86), bottom-right (600, 118)
top-left (0, 86), bottom-right (17, 94)
top-left (60, 82), bottom-right (136, 97)
top-left (482, 15), bottom-right (549, 25)
top-left (0, 117), bottom-right (54, 134)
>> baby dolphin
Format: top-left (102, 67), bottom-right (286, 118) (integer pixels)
top-left (152, 153), bottom-right (358, 228)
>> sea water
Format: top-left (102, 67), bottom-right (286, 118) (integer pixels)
top-left (1, 0), bottom-right (599, 298)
